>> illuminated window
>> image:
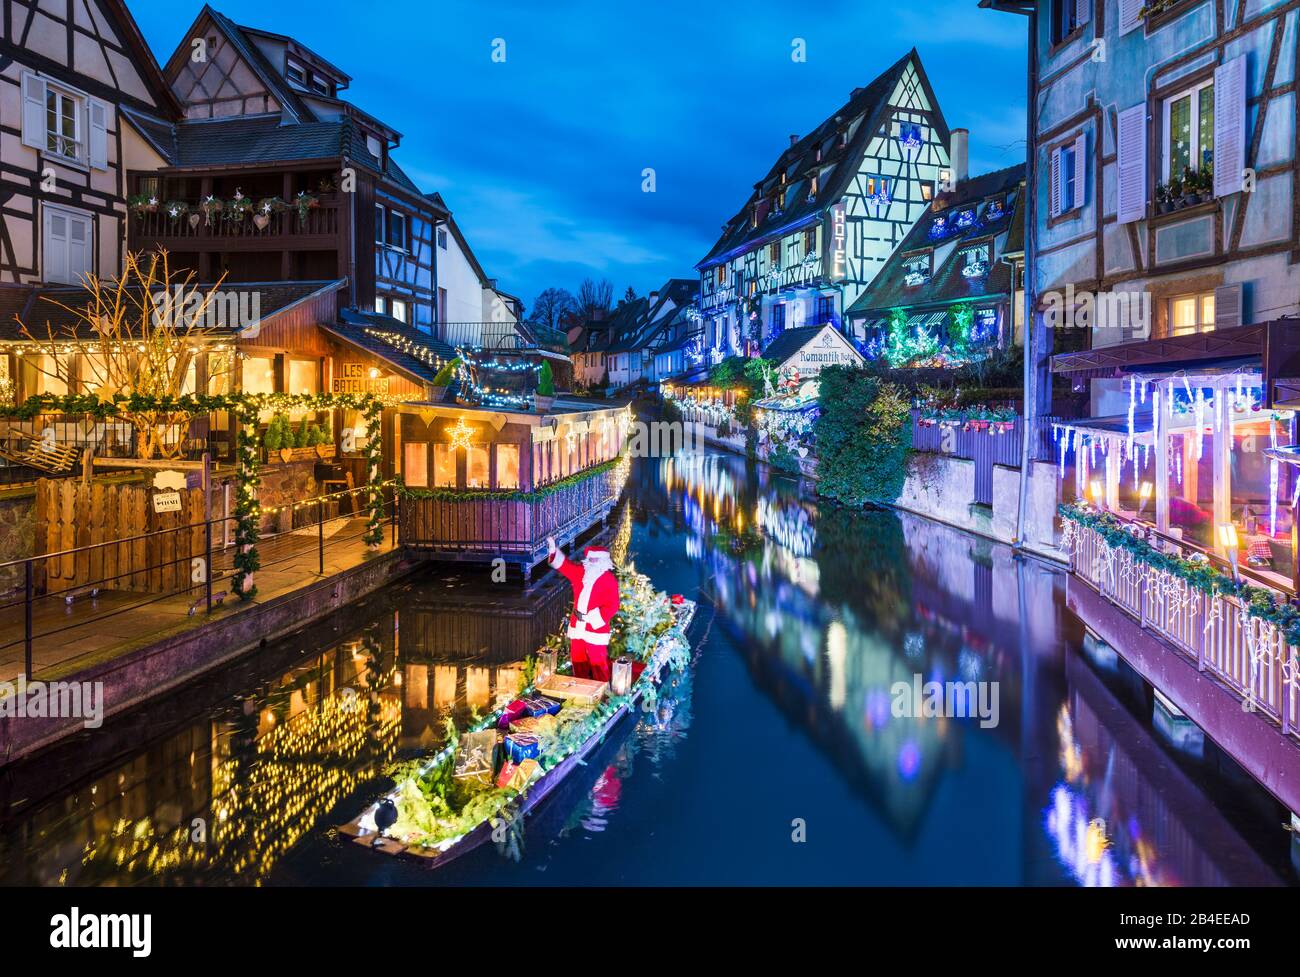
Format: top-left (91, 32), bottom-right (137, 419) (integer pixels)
top-left (390, 299), bottom-right (407, 323)
top-left (433, 444), bottom-right (456, 487)
top-left (495, 444), bottom-right (520, 489)
top-left (466, 444), bottom-right (489, 488)
top-left (1169, 292), bottom-right (1215, 335)
top-left (241, 356), bottom-right (276, 394)
top-left (288, 358), bottom-right (318, 394)
top-left (1163, 80), bottom-right (1214, 181)
top-left (403, 442), bottom-right (428, 487)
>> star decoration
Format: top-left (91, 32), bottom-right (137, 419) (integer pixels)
top-left (448, 417), bottom-right (477, 451)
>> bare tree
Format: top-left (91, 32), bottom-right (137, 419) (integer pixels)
top-left (576, 278), bottom-right (613, 320)
top-left (528, 287), bottom-right (578, 332)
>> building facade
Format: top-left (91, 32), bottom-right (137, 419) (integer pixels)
top-left (695, 50), bottom-right (952, 362)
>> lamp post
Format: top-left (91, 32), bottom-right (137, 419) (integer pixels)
top-left (1218, 523), bottom-right (1240, 582)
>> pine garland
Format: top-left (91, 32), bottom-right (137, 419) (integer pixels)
top-left (397, 455), bottom-right (625, 503)
top-left (1059, 502), bottom-right (1300, 645)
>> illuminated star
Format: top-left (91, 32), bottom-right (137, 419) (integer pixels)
top-left (448, 417), bottom-right (477, 451)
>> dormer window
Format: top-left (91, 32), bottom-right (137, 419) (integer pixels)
top-left (286, 58), bottom-right (307, 88)
top-left (311, 75), bottom-right (332, 97)
top-left (365, 132), bottom-right (383, 160)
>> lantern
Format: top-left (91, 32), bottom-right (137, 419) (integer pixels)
top-left (611, 656), bottom-right (635, 697)
top-left (537, 650), bottom-right (557, 687)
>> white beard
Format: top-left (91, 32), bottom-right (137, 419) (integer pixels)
top-left (581, 553), bottom-right (613, 588)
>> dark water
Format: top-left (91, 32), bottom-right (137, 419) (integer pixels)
top-left (1, 453), bottom-right (1296, 885)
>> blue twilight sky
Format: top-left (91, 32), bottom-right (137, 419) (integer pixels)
top-left (128, 0), bottom-right (1027, 313)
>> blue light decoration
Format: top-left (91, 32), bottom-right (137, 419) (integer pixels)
top-left (453, 347), bottom-right (541, 410)
top-left (897, 121), bottom-right (923, 154)
top-left (970, 308), bottom-right (997, 344)
top-left (954, 209), bottom-right (976, 230)
top-left (927, 215), bottom-right (948, 240)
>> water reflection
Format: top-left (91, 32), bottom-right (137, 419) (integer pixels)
top-left (0, 452), bottom-right (1292, 885)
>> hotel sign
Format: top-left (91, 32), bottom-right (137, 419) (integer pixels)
top-left (332, 361), bottom-right (390, 395)
top-left (827, 201), bottom-right (847, 281)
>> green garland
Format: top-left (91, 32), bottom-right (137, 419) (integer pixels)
top-left (4, 391), bottom-right (386, 600)
top-left (398, 454), bottom-right (625, 504)
top-left (1059, 502), bottom-right (1300, 646)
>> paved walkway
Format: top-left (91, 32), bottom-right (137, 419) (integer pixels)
top-left (0, 517), bottom-right (400, 682)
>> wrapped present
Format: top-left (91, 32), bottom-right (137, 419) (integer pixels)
top-left (454, 729), bottom-right (499, 785)
top-left (521, 695), bottom-right (562, 717)
top-left (508, 715), bottom-right (544, 735)
top-left (497, 699), bottom-right (529, 729)
top-left (537, 675), bottom-right (608, 705)
top-left (506, 759), bottom-right (541, 791)
top-left (632, 661), bottom-right (647, 683)
top-left (496, 760), bottom-right (519, 789)
top-left (504, 733), bottom-right (540, 764)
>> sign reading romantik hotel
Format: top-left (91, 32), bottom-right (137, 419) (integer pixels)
top-left (761, 324), bottom-right (865, 377)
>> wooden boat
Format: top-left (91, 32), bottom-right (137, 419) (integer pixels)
top-left (338, 599), bottom-right (696, 868)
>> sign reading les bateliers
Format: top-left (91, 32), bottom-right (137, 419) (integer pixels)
top-left (332, 362), bottom-right (390, 395)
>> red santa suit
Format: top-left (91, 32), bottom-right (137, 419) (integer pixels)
top-left (548, 545), bottom-right (620, 681)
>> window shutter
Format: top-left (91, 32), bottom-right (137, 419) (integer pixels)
top-left (1213, 56), bottom-right (1247, 198)
top-left (21, 72), bottom-right (47, 151)
top-left (1072, 133), bottom-right (1086, 210)
top-left (88, 100), bottom-right (109, 169)
top-left (1117, 105), bottom-right (1147, 224)
top-left (1075, 0), bottom-right (1090, 28)
top-left (43, 209), bottom-right (70, 284)
top-left (67, 214), bottom-right (92, 283)
top-left (1213, 284), bottom-right (1243, 329)
top-left (1049, 148), bottom-right (1062, 218)
top-left (1119, 0), bottom-right (1143, 34)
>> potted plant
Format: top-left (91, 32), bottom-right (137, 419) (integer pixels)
top-left (292, 190), bottom-right (318, 222)
top-left (1167, 174), bottom-right (1184, 210)
top-left (162, 200), bottom-right (189, 222)
top-left (429, 358), bottom-right (458, 403)
top-left (127, 192), bottom-right (159, 218)
top-left (534, 360), bottom-right (555, 412)
top-left (1155, 182), bottom-right (1171, 214)
top-left (199, 194), bottom-right (223, 226)
top-left (253, 196), bottom-right (285, 230)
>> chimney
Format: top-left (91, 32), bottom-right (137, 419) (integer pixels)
top-left (949, 128), bottom-right (969, 189)
top-left (649, 290), bottom-right (660, 306)
top-left (789, 134), bottom-right (799, 148)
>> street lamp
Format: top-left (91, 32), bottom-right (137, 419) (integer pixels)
top-left (1089, 478), bottom-right (1105, 508)
top-left (1137, 481), bottom-right (1153, 515)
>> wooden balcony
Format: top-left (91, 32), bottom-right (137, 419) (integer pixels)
top-left (127, 201), bottom-right (343, 253)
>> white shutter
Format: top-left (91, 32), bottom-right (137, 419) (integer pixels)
top-left (67, 214), bottom-right (92, 283)
top-left (43, 209), bottom-right (70, 284)
top-left (88, 100), bottom-right (109, 169)
top-left (1117, 105), bottom-right (1147, 224)
top-left (1213, 55), bottom-right (1247, 198)
top-left (1049, 148), bottom-right (1062, 217)
top-left (1075, 0), bottom-right (1091, 28)
top-left (21, 71), bottom-right (47, 150)
top-left (1072, 133), bottom-right (1086, 210)
top-left (1119, 0), bottom-right (1144, 34)
top-left (1213, 283), bottom-right (1243, 329)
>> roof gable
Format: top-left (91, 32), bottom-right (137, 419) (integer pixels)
top-left (763, 324), bottom-right (864, 373)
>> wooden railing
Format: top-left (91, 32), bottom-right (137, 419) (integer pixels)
top-left (128, 201), bottom-right (342, 246)
top-left (1068, 519), bottom-right (1299, 738)
top-left (399, 459), bottom-right (628, 564)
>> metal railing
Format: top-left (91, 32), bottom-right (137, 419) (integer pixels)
top-left (1068, 518), bottom-right (1300, 740)
top-left (436, 321), bottom-right (528, 350)
top-left (0, 485), bottom-right (397, 681)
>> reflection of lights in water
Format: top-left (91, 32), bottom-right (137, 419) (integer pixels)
top-left (1045, 784), bottom-right (1117, 887)
top-left (958, 648), bottom-right (981, 681)
top-left (903, 633), bottom-right (924, 660)
top-left (1056, 704), bottom-right (1084, 783)
top-left (800, 627), bottom-right (819, 663)
top-left (864, 689), bottom-right (891, 729)
top-left (827, 621), bottom-right (847, 709)
top-left (685, 536), bottom-right (702, 560)
top-left (755, 496), bottom-right (815, 558)
top-left (898, 740), bottom-right (921, 780)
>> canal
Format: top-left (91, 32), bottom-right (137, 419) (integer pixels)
top-left (1, 452), bottom-right (1296, 885)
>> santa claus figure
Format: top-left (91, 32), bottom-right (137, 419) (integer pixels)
top-left (546, 536), bottom-right (620, 681)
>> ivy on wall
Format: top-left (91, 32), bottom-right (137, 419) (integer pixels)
top-left (4, 391), bottom-right (385, 600)
top-left (813, 365), bottom-right (912, 506)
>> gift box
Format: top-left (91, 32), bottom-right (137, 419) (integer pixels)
top-left (504, 733), bottom-right (540, 764)
top-left (537, 675), bottom-right (608, 705)
top-left (522, 695), bottom-right (562, 717)
top-left (454, 729), bottom-right (499, 785)
top-left (508, 715), bottom-right (544, 735)
top-left (504, 759), bottom-right (541, 792)
top-left (496, 760), bottom-right (519, 789)
top-left (497, 699), bottom-right (529, 729)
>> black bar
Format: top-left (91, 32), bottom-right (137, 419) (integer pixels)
top-left (205, 518), bottom-right (213, 613)
top-left (318, 498), bottom-right (325, 575)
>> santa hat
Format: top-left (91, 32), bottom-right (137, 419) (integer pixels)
top-left (582, 546), bottom-right (613, 572)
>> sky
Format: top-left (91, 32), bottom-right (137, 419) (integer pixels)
top-left (129, 0), bottom-right (1028, 315)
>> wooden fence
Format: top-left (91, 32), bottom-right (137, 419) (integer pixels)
top-left (909, 410), bottom-right (1022, 505)
top-left (35, 478), bottom-right (207, 596)
top-left (1069, 520), bottom-right (1299, 740)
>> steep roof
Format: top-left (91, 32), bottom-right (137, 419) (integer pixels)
top-left (698, 50), bottom-right (949, 268)
top-left (845, 163), bottom-right (1025, 317)
top-left (325, 309), bottom-right (454, 383)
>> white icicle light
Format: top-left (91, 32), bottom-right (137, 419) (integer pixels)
top-left (1127, 375), bottom-right (1136, 460)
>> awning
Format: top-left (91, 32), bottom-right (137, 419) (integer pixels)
top-left (1052, 412), bottom-right (1154, 443)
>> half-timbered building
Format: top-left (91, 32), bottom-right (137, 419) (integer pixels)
top-left (0, 0), bottom-right (180, 287)
top-left (695, 49), bottom-right (953, 361)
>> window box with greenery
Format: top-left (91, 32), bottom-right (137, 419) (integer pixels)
top-left (263, 414), bottom-right (333, 463)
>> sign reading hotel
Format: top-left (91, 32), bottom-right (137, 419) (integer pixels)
top-left (827, 201), bottom-right (847, 280)
top-left (332, 362), bottom-right (390, 395)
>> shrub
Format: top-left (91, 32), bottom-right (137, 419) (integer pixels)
top-left (813, 364), bottom-right (912, 506)
top-left (306, 423), bottom-right (324, 447)
top-left (264, 415), bottom-right (285, 452)
top-left (432, 358), bottom-right (459, 387)
top-left (537, 360), bottom-right (555, 397)
top-left (295, 416), bottom-right (310, 448)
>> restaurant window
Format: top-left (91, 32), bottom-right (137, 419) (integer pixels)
top-left (1169, 292), bottom-right (1215, 336)
top-left (1231, 408), bottom-right (1293, 578)
top-left (287, 358), bottom-right (319, 395)
top-left (403, 442), bottom-right (429, 488)
top-left (433, 444), bottom-right (456, 487)
top-left (39, 354), bottom-right (68, 396)
top-left (241, 355), bottom-right (276, 394)
top-left (496, 444), bottom-right (520, 490)
top-left (1163, 79), bottom-right (1214, 181)
top-left (466, 444), bottom-right (489, 488)
top-left (1165, 428), bottom-right (1214, 550)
